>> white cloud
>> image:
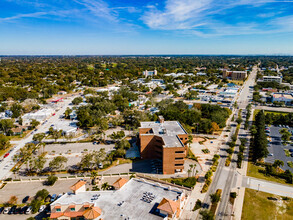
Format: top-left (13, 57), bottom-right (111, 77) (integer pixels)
top-left (73, 0), bottom-right (117, 22)
top-left (141, 0), bottom-right (293, 36)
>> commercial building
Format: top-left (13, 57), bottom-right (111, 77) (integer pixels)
top-left (272, 93), bottom-right (293, 105)
top-left (223, 70), bottom-right (247, 80)
top-left (50, 178), bottom-right (188, 220)
top-left (262, 76), bottom-right (282, 84)
top-left (143, 70), bottom-right (158, 77)
top-left (138, 116), bottom-right (188, 174)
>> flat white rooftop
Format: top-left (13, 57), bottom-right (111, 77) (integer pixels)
top-left (52, 178), bottom-right (184, 220)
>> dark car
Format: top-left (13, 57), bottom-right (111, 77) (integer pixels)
top-left (202, 203), bottom-right (210, 209)
top-left (20, 207), bottom-right (28, 214)
top-left (0, 207), bottom-right (4, 214)
top-left (9, 206), bottom-right (16, 214)
top-left (22, 196), bottom-right (30, 203)
top-left (14, 207), bottom-right (21, 214)
top-left (289, 149), bottom-right (293, 152)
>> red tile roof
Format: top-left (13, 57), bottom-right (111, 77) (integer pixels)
top-left (157, 198), bottom-right (180, 215)
top-left (83, 206), bottom-right (102, 219)
top-left (70, 180), bottom-right (86, 191)
top-left (112, 177), bottom-right (128, 189)
top-left (50, 212), bottom-right (63, 218)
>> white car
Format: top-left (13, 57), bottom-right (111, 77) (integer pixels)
top-left (3, 207), bottom-right (10, 214)
top-left (38, 205), bottom-right (46, 212)
top-left (26, 206), bottom-right (32, 214)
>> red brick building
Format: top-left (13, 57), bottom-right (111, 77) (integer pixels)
top-left (139, 116), bottom-right (189, 174)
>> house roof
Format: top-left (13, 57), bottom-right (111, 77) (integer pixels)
top-left (70, 180), bottom-right (86, 191)
top-left (11, 127), bottom-right (23, 133)
top-left (63, 211), bottom-right (84, 218)
top-left (83, 206), bottom-right (102, 219)
top-left (112, 178), bottom-right (128, 189)
top-left (157, 198), bottom-right (180, 215)
top-left (50, 212), bottom-right (64, 218)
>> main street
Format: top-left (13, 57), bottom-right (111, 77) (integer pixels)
top-left (197, 66), bottom-right (258, 220)
top-left (0, 95), bottom-right (78, 180)
top-left (215, 66), bottom-right (257, 219)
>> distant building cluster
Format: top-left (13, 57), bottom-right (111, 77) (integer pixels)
top-left (222, 70), bottom-right (247, 81)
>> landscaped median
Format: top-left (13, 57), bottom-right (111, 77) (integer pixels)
top-left (201, 154), bottom-right (220, 193)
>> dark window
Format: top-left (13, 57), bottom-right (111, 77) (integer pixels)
top-left (175, 151), bottom-right (184, 154)
top-left (175, 157), bottom-right (184, 160)
top-left (175, 164), bottom-right (184, 166)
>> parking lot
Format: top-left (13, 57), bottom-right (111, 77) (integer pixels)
top-left (265, 125), bottom-right (293, 172)
top-left (45, 142), bottom-right (115, 155)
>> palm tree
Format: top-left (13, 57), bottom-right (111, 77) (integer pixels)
top-left (91, 171), bottom-right (98, 185)
top-left (101, 182), bottom-right (110, 190)
top-left (189, 164), bottom-right (194, 177)
top-left (187, 169), bottom-right (192, 178)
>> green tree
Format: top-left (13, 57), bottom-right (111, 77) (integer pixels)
top-left (33, 133), bottom-right (46, 143)
top-left (273, 160), bottom-right (284, 170)
top-left (49, 156), bottom-right (68, 171)
top-left (0, 134), bottom-right (10, 150)
top-left (46, 175), bottom-right (58, 186)
top-left (30, 119), bottom-right (40, 129)
top-left (64, 108), bottom-right (72, 119)
top-left (10, 103), bottom-right (23, 118)
top-left (72, 97), bottom-right (83, 105)
top-left (0, 119), bottom-right (14, 134)
top-left (280, 128), bottom-right (291, 145)
top-left (199, 210), bottom-right (214, 220)
top-left (35, 189), bottom-right (49, 200)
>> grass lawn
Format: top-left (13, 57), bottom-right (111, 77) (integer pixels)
top-left (288, 161), bottom-right (293, 168)
top-left (242, 188), bottom-right (293, 220)
top-left (163, 177), bottom-right (197, 188)
top-left (247, 162), bottom-right (292, 185)
top-left (285, 149), bottom-right (290, 157)
top-left (253, 109), bottom-right (289, 121)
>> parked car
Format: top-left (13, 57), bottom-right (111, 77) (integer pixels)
top-left (25, 206), bottom-right (32, 215)
top-left (57, 194), bottom-right (63, 199)
top-left (291, 153), bottom-right (293, 157)
top-left (0, 207), bottom-right (4, 214)
top-left (22, 196), bottom-right (30, 203)
top-left (4, 153), bottom-right (9, 158)
top-left (98, 163), bottom-right (103, 169)
top-left (3, 207), bottom-right (10, 214)
top-left (268, 153), bottom-right (274, 156)
top-left (20, 207), bottom-right (27, 214)
top-left (289, 149), bottom-right (293, 152)
top-left (9, 206), bottom-right (16, 214)
top-left (51, 194), bottom-right (57, 202)
top-left (38, 205), bottom-right (46, 213)
top-left (14, 207), bottom-right (21, 214)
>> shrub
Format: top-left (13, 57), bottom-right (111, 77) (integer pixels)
top-left (45, 175), bottom-right (58, 186)
top-left (193, 199), bottom-right (202, 211)
top-left (35, 189), bottom-right (49, 200)
top-left (30, 199), bottom-right (42, 214)
top-left (230, 192), bottom-right (237, 199)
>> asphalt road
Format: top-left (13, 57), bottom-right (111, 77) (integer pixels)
top-left (0, 95), bottom-right (78, 180)
top-left (214, 66), bottom-right (257, 219)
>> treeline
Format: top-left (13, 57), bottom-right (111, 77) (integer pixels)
top-left (251, 111), bottom-right (268, 161)
top-left (264, 113), bottom-right (293, 126)
top-left (157, 101), bottom-right (231, 134)
top-left (0, 56), bottom-right (257, 102)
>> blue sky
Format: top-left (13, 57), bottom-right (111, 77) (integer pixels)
top-left (1, 0), bottom-right (293, 55)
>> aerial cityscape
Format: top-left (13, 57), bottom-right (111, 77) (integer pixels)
top-left (0, 1), bottom-right (293, 220)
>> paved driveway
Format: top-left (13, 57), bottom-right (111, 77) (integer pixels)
top-left (265, 126), bottom-right (293, 172)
